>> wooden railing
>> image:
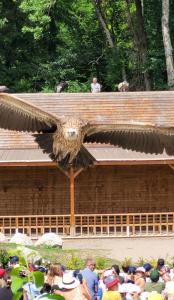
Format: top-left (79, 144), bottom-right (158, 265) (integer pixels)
top-left (74, 213), bottom-right (174, 237)
top-left (0, 215), bottom-right (71, 237)
top-left (0, 212), bottom-right (174, 238)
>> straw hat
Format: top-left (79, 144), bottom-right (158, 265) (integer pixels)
top-left (59, 273), bottom-right (79, 289)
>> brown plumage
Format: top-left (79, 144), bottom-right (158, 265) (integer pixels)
top-left (1, 93), bottom-right (174, 169)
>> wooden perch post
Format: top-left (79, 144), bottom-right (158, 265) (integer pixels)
top-left (70, 167), bottom-right (75, 236)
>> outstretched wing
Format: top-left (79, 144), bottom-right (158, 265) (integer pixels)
top-left (0, 93), bottom-right (58, 132)
top-left (84, 123), bottom-right (174, 155)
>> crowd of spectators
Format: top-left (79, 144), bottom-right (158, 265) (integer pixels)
top-left (0, 256), bottom-right (174, 300)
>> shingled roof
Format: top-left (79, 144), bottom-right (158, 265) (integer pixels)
top-left (0, 91), bottom-right (174, 166)
top-left (14, 91), bottom-right (174, 126)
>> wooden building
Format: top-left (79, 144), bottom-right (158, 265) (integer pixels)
top-left (1, 91), bottom-right (174, 237)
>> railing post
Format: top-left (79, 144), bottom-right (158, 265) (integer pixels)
top-left (70, 167), bottom-right (75, 236)
top-left (126, 214), bottom-right (130, 237)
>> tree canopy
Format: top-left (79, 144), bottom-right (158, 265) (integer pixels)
top-left (0, 0), bottom-right (174, 92)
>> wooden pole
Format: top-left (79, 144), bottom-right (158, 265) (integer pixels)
top-left (70, 167), bottom-right (75, 236)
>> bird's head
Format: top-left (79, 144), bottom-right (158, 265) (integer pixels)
top-left (61, 117), bottom-right (87, 141)
top-left (65, 127), bottom-right (78, 140)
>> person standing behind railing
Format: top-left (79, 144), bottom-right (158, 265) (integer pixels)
top-left (91, 78), bottom-right (101, 93)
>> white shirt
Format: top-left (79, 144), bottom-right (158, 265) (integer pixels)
top-left (91, 82), bottom-right (101, 93)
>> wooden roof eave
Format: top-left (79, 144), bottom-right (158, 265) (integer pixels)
top-left (0, 159), bottom-right (174, 167)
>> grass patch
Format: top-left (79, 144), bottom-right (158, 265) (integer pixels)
top-left (0, 243), bottom-right (118, 269)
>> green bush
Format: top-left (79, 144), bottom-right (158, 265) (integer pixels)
top-left (121, 257), bottom-right (133, 268)
top-left (136, 257), bottom-right (146, 267)
top-left (0, 249), bottom-right (9, 268)
top-left (66, 255), bottom-right (85, 270)
top-left (67, 80), bottom-right (90, 93)
top-left (96, 257), bottom-right (107, 270)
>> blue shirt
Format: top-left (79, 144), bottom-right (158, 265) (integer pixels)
top-left (82, 268), bottom-right (98, 300)
top-left (23, 282), bottom-right (41, 300)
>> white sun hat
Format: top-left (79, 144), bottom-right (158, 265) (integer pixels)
top-left (135, 267), bottom-right (146, 273)
top-left (59, 273), bottom-right (80, 289)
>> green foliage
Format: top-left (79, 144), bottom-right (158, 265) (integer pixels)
top-left (67, 80), bottom-right (90, 92)
top-left (136, 257), bottom-right (146, 267)
top-left (0, 249), bottom-right (9, 268)
top-left (121, 257), bottom-right (133, 268)
top-left (66, 255), bottom-right (85, 270)
top-left (95, 257), bottom-right (107, 270)
top-left (38, 294), bottom-right (64, 299)
top-left (33, 271), bottom-right (44, 288)
top-left (0, 0), bottom-right (172, 91)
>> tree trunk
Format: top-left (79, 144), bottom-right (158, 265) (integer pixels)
top-left (125, 0), bottom-right (151, 90)
top-left (92, 0), bottom-right (126, 81)
top-left (162, 0), bottom-right (174, 88)
top-left (92, 0), bottom-right (114, 48)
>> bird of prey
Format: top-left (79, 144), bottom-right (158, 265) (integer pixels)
top-left (0, 93), bottom-right (174, 169)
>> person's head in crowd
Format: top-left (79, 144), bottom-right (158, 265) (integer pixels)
top-left (161, 265), bottom-right (171, 282)
top-left (135, 267), bottom-right (145, 275)
top-left (48, 263), bottom-right (64, 278)
top-left (135, 267), bottom-right (145, 281)
top-left (143, 263), bottom-right (152, 273)
top-left (104, 275), bottom-right (119, 291)
top-left (73, 269), bottom-right (83, 284)
top-left (127, 266), bottom-right (136, 283)
top-left (93, 77), bottom-right (98, 84)
top-left (150, 270), bottom-right (160, 283)
top-left (156, 259), bottom-right (165, 270)
top-left (59, 273), bottom-right (79, 290)
top-left (119, 283), bottom-right (141, 300)
top-left (161, 265), bottom-right (170, 274)
top-left (9, 256), bottom-right (19, 268)
top-left (112, 265), bottom-right (120, 276)
top-left (86, 259), bottom-right (96, 272)
top-left (128, 266), bottom-right (136, 275)
top-left (143, 263), bottom-right (152, 277)
top-left (122, 265), bottom-right (129, 274)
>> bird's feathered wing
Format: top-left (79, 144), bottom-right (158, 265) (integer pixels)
top-left (0, 93), bottom-right (58, 132)
top-left (84, 123), bottom-right (174, 155)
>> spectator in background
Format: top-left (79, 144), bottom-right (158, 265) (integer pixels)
top-left (0, 85), bottom-right (9, 93)
top-left (45, 263), bottom-right (64, 287)
top-left (102, 275), bottom-right (121, 300)
top-left (0, 275), bottom-right (13, 300)
top-left (0, 268), bottom-right (6, 288)
top-left (111, 265), bottom-right (124, 284)
top-left (73, 270), bottom-right (92, 300)
top-left (134, 267), bottom-right (145, 292)
top-left (144, 270), bottom-right (165, 293)
top-left (56, 81), bottom-right (68, 93)
top-left (156, 259), bottom-right (165, 271)
top-left (54, 272), bottom-right (91, 300)
top-left (91, 78), bottom-right (101, 93)
top-left (9, 256), bottom-right (20, 269)
top-left (143, 263), bottom-right (152, 283)
top-left (160, 265), bottom-right (171, 282)
top-left (82, 259), bottom-right (98, 300)
top-left (118, 81), bottom-right (129, 92)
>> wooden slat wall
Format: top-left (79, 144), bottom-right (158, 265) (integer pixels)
top-left (0, 165), bottom-right (174, 216)
top-left (0, 167), bottom-right (69, 215)
top-left (75, 165), bottom-right (174, 214)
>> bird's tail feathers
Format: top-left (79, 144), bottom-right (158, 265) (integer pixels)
top-left (59, 145), bottom-right (96, 169)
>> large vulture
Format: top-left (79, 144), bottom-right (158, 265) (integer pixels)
top-left (0, 93), bottom-right (174, 169)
